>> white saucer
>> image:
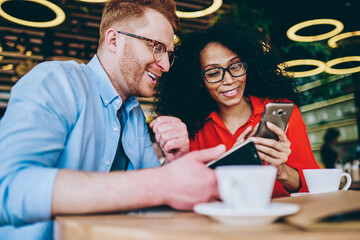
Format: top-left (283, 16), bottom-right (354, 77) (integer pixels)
top-left (290, 191), bottom-right (337, 197)
top-left (290, 192), bottom-right (310, 197)
top-left (193, 202), bottom-right (300, 226)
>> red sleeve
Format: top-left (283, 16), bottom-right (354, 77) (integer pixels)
top-left (280, 105), bottom-right (320, 195)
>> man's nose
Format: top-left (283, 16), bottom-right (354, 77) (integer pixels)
top-left (156, 54), bottom-right (171, 72)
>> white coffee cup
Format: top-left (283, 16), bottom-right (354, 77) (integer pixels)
top-left (303, 169), bottom-right (352, 194)
top-left (215, 165), bottom-right (277, 211)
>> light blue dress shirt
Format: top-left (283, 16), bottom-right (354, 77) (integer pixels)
top-left (0, 55), bottom-right (160, 239)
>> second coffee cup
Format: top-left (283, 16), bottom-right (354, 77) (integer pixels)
top-left (303, 168), bottom-right (352, 194)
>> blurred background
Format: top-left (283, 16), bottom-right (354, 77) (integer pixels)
top-left (0, 0), bottom-right (359, 170)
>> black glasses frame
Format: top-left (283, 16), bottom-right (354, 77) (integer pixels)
top-left (117, 30), bottom-right (175, 66)
top-left (201, 62), bottom-right (247, 84)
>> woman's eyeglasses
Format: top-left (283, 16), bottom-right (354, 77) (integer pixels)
top-left (202, 62), bottom-right (247, 83)
top-left (117, 30), bottom-right (175, 67)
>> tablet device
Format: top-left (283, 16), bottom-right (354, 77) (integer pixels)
top-left (207, 140), bottom-right (262, 169)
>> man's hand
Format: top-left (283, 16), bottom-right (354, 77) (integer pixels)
top-left (159, 144), bottom-right (226, 210)
top-left (52, 145), bottom-right (226, 215)
top-left (150, 116), bottom-right (189, 162)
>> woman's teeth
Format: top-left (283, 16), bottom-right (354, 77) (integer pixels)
top-left (223, 88), bottom-right (238, 95)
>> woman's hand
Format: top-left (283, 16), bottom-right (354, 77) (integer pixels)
top-left (250, 122), bottom-right (300, 192)
top-left (234, 124), bottom-right (258, 146)
top-left (250, 122), bottom-right (291, 170)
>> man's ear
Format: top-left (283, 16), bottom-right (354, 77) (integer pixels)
top-left (104, 28), bottom-right (118, 53)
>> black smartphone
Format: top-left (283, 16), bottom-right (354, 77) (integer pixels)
top-left (207, 140), bottom-right (262, 169)
top-left (255, 102), bottom-right (294, 141)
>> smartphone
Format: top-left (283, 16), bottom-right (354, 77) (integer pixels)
top-left (207, 140), bottom-right (262, 169)
top-left (255, 102), bottom-right (294, 141)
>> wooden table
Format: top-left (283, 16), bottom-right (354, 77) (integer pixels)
top-left (55, 191), bottom-right (360, 240)
top-left (350, 181), bottom-right (360, 190)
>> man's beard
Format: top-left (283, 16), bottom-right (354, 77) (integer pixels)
top-left (119, 42), bottom-right (153, 98)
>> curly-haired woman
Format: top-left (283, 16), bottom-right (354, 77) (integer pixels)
top-left (155, 22), bottom-right (319, 198)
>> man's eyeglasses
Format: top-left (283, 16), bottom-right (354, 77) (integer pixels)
top-left (117, 30), bottom-right (175, 67)
top-left (201, 62), bottom-right (247, 83)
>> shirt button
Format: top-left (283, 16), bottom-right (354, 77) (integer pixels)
top-left (116, 99), bottom-right (121, 104)
top-left (105, 161), bottom-right (111, 166)
top-left (113, 127), bottom-right (119, 132)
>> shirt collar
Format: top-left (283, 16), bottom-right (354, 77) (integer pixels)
top-left (123, 96), bottom-right (140, 114)
top-left (207, 111), bottom-right (221, 124)
top-left (87, 55), bottom-right (140, 112)
top-left (206, 95), bottom-right (265, 124)
top-left (248, 95), bottom-right (265, 117)
top-left (87, 54), bottom-right (118, 107)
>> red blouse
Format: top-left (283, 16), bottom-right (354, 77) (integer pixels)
top-left (190, 96), bottom-right (320, 198)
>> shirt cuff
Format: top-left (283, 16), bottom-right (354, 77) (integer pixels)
top-left (7, 167), bottom-right (59, 225)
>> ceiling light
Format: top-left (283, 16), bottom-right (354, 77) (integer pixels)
top-left (0, 0), bottom-right (66, 28)
top-left (325, 56), bottom-right (360, 74)
top-left (283, 59), bottom-right (326, 78)
top-left (286, 19), bottom-right (344, 42)
top-left (76, 0), bottom-right (222, 18)
top-left (1, 63), bottom-right (14, 70)
top-left (77, 0), bottom-right (106, 2)
top-left (328, 31), bottom-right (360, 48)
top-left (174, 35), bottom-right (180, 44)
top-left (176, 0), bottom-right (222, 18)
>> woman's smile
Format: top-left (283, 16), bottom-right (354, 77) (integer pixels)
top-left (221, 87), bottom-right (239, 97)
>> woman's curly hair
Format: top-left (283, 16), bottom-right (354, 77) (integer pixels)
top-left (154, 22), bottom-right (299, 139)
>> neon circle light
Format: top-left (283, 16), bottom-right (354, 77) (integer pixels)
top-left (77, 0), bottom-right (106, 2)
top-left (325, 56), bottom-right (360, 75)
top-left (328, 31), bottom-right (360, 48)
top-left (76, 0), bottom-right (222, 18)
top-left (283, 59), bottom-right (326, 78)
top-left (0, 0), bottom-right (65, 28)
top-left (286, 19), bottom-right (344, 42)
top-left (176, 0), bottom-right (222, 18)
